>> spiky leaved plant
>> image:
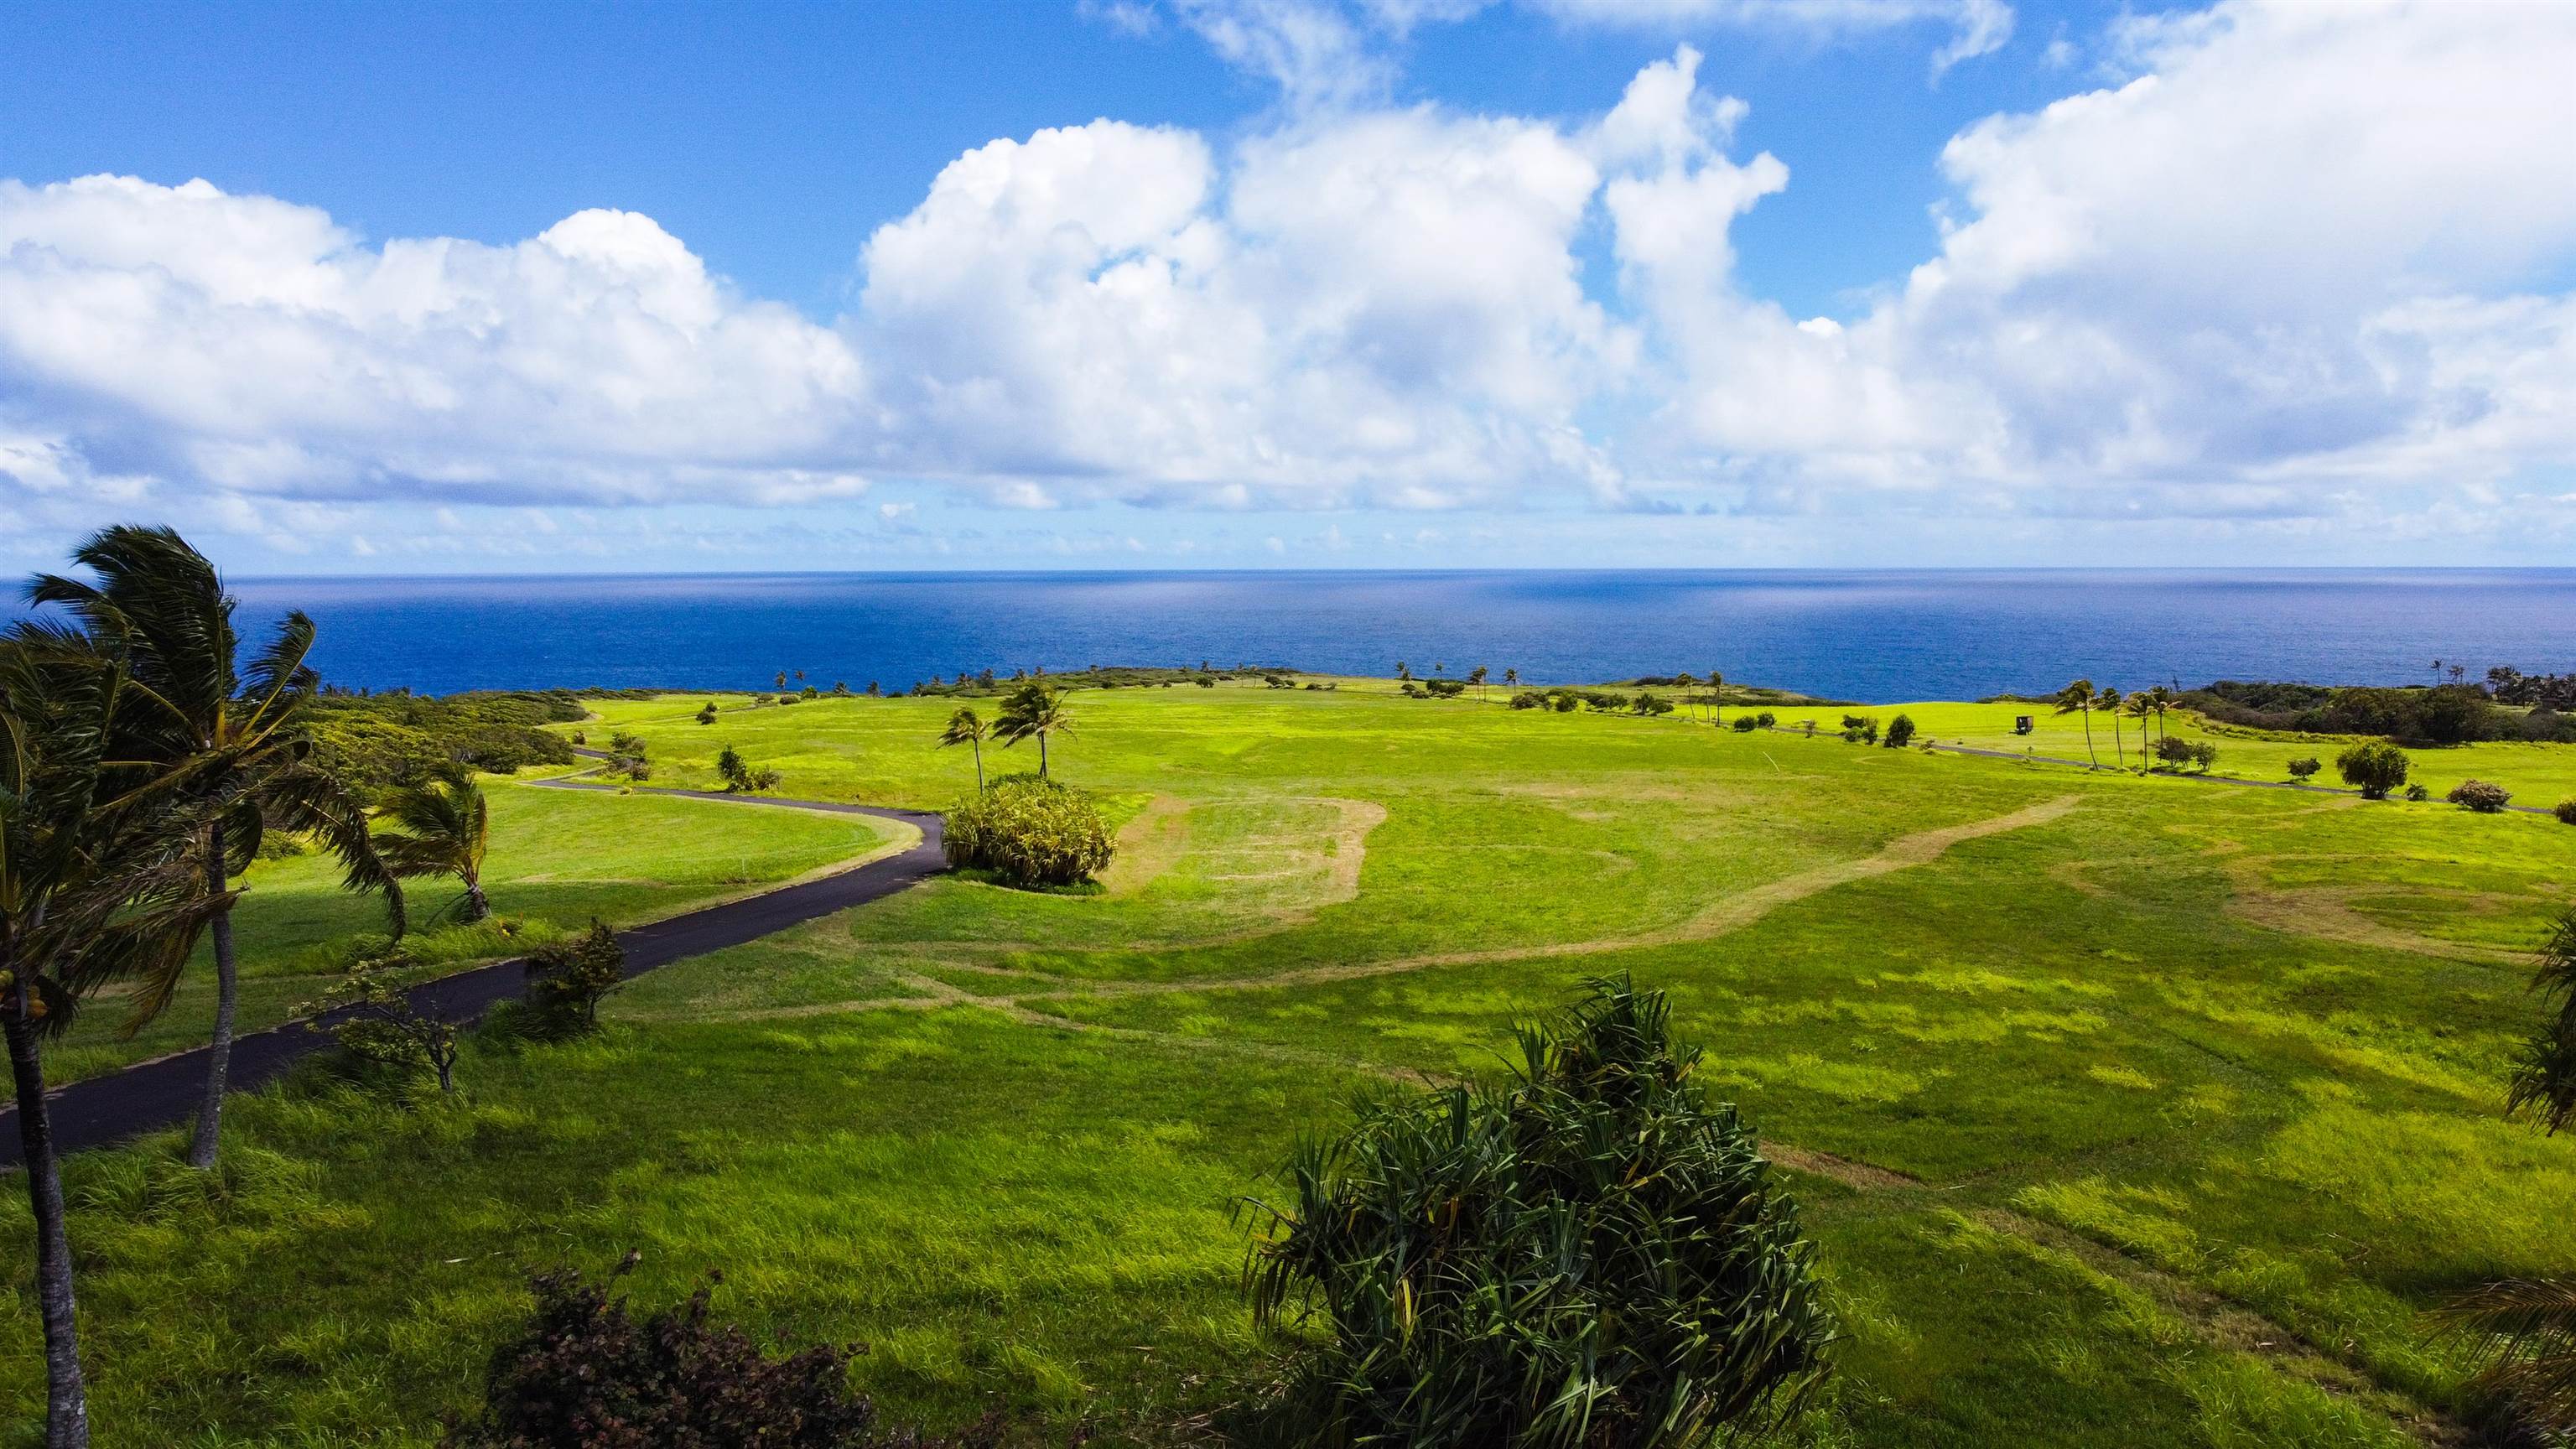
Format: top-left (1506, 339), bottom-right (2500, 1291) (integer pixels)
top-left (1242, 976), bottom-right (1834, 1449)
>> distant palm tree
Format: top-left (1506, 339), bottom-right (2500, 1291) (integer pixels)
top-left (2, 626), bottom-right (227, 1449)
top-left (1674, 673), bottom-right (1698, 723)
top-left (937, 706), bottom-right (990, 788)
top-left (1469, 666), bottom-right (1488, 699)
top-left (2054, 678), bottom-right (2099, 767)
top-left (29, 526), bottom-right (395, 1171)
top-left (2097, 686), bottom-right (2126, 770)
top-left (775, 671), bottom-right (787, 691)
top-left (2122, 690), bottom-right (2155, 769)
top-left (2145, 684), bottom-right (2176, 757)
top-left (1396, 661), bottom-right (1410, 681)
top-left (995, 682), bottom-right (1073, 778)
top-left (1708, 670), bottom-right (1725, 729)
top-left (1504, 668), bottom-right (1518, 688)
top-left (373, 763), bottom-right (492, 924)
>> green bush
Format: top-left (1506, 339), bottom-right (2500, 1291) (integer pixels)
top-left (1509, 691), bottom-right (1545, 709)
top-left (1732, 715), bottom-right (1759, 732)
top-left (2557, 798), bottom-right (2576, 825)
top-left (521, 919), bottom-right (626, 1037)
top-left (943, 775), bottom-right (1114, 887)
top-left (1883, 714), bottom-right (1916, 748)
top-left (2287, 756), bottom-right (2321, 781)
top-left (2336, 740), bottom-right (2411, 800)
top-left (2404, 783), bottom-right (2430, 802)
top-left (2447, 780), bottom-right (2512, 813)
top-left (1242, 976), bottom-right (1833, 1449)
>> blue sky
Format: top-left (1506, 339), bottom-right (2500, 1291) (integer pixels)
top-left (3, 0), bottom-right (2571, 573)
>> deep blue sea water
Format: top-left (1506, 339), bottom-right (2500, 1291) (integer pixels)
top-left (190, 569), bottom-right (2574, 704)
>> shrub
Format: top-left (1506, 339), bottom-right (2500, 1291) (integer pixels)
top-left (1242, 977), bottom-right (1833, 1449)
top-left (1883, 714), bottom-right (1917, 748)
top-left (1756, 711), bottom-right (1777, 728)
top-left (1426, 678), bottom-right (1467, 698)
top-left (1509, 691), bottom-right (1545, 710)
top-left (943, 776), bottom-right (1114, 887)
top-left (2404, 783), bottom-right (2430, 802)
top-left (522, 919), bottom-right (625, 1037)
top-left (2156, 738), bottom-right (2219, 773)
top-left (443, 1262), bottom-right (979, 1449)
top-left (2557, 798), bottom-right (2576, 826)
top-left (695, 702), bottom-right (718, 725)
top-left (2337, 740), bottom-right (2411, 799)
top-left (1839, 714), bottom-right (1878, 745)
top-left (2287, 756), bottom-right (2321, 781)
top-left (2448, 780), bottom-right (2513, 813)
top-left (1552, 692), bottom-right (1577, 713)
top-left (1732, 715), bottom-right (1759, 732)
top-left (714, 744), bottom-right (782, 794)
top-left (299, 945), bottom-right (461, 1094)
top-left (1196, 675), bottom-right (1218, 688)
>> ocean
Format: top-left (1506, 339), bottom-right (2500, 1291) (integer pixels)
top-left (209, 569), bottom-right (2573, 703)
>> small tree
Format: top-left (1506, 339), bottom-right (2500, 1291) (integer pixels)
top-left (304, 947), bottom-right (462, 1093)
top-left (694, 702), bottom-right (717, 725)
top-left (1883, 714), bottom-right (1917, 748)
top-left (522, 919), bottom-right (625, 1036)
top-left (2338, 740), bottom-right (2411, 799)
top-left (2288, 756), bottom-right (2321, 781)
top-left (2556, 798), bottom-right (2576, 826)
top-left (714, 745), bottom-right (779, 794)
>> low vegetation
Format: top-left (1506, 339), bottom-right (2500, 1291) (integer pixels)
top-left (1244, 979), bottom-right (1832, 1447)
top-left (942, 776), bottom-right (1114, 888)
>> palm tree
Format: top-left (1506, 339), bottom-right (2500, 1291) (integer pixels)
top-left (1674, 673), bottom-right (1698, 723)
top-left (373, 763), bottom-right (492, 924)
top-left (28, 525), bottom-right (395, 1170)
top-left (1469, 665), bottom-right (1489, 699)
top-left (2122, 690), bottom-right (2155, 769)
top-left (2146, 684), bottom-right (2176, 758)
top-left (2054, 678), bottom-right (2099, 767)
top-left (3, 626), bottom-right (226, 1448)
top-left (2506, 907), bottom-right (2576, 1135)
top-left (1504, 668), bottom-right (1518, 689)
top-left (995, 682), bottom-right (1073, 778)
top-left (1395, 662), bottom-right (1410, 682)
top-left (2097, 686), bottom-right (2126, 771)
top-left (937, 706), bottom-right (989, 788)
top-left (1708, 670), bottom-right (1725, 729)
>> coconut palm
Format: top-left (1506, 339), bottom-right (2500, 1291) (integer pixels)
top-left (27, 525), bottom-right (395, 1170)
top-left (1674, 673), bottom-right (1698, 722)
top-left (2054, 678), bottom-right (2100, 768)
top-left (3, 626), bottom-right (227, 1448)
top-left (2122, 690), bottom-right (2155, 769)
top-left (937, 706), bottom-right (990, 789)
top-left (373, 762), bottom-right (492, 924)
top-left (1469, 665), bottom-right (1489, 699)
top-left (1708, 669), bottom-right (1726, 729)
top-left (2097, 686), bottom-right (2126, 771)
top-left (995, 682), bottom-right (1073, 778)
top-left (2506, 907), bottom-right (2576, 1135)
top-left (1504, 667), bottom-right (1518, 688)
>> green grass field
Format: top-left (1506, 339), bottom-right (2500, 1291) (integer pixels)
top-left (44, 781), bottom-right (911, 1084)
top-left (7, 683), bottom-right (2573, 1446)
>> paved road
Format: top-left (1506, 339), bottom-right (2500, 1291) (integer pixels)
top-left (1, 789), bottom-right (943, 1165)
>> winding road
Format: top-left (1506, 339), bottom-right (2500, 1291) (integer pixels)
top-left (0, 787), bottom-right (943, 1166)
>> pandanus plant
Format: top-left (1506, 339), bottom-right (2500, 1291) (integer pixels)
top-left (28, 525), bottom-right (396, 1169)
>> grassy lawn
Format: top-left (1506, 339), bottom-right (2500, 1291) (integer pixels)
top-left (1880, 697), bottom-right (2576, 808)
top-left (7, 684), bottom-right (2573, 1446)
top-left (44, 780), bottom-right (911, 1083)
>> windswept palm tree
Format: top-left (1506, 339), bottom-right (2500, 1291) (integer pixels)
top-left (2506, 907), bottom-right (2576, 1135)
top-left (28, 525), bottom-right (395, 1170)
top-left (2097, 686), bottom-right (2126, 771)
top-left (1675, 673), bottom-right (1698, 723)
top-left (1504, 667), bottom-right (1518, 688)
top-left (373, 763), bottom-right (492, 924)
top-left (1708, 670), bottom-right (1726, 729)
top-left (2054, 678), bottom-right (2099, 768)
top-left (995, 682), bottom-right (1073, 778)
top-left (1469, 665), bottom-right (1489, 699)
top-left (937, 706), bottom-right (990, 789)
top-left (1395, 661), bottom-right (1410, 682)
top-left (3, 626), bottom-right (228, 1449)
top-left (2122, 690), bottom-right (2155, 769)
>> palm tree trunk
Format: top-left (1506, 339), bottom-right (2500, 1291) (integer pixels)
top-left (2080, 708), bottom-right (2097, 767)
top-left (7, 990), bottom-right (91, 1448)
top-left (972, 740), bottom-right (984, 790)
top-left (1038, 731), bottom-right (1048, 779)
top-left (462, 875), bottom-right (491, 923)
top-left (2111, 715), bottom-right (2124, 771)
top-left (188, 821), bottom-right (237, 1171)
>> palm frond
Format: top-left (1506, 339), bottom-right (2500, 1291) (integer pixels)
top-left (2433, 1277), bottom-right (2576, 1432)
